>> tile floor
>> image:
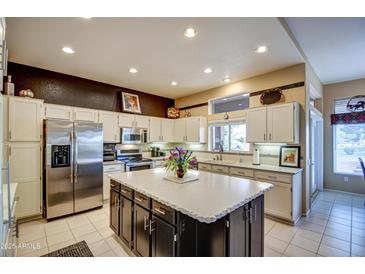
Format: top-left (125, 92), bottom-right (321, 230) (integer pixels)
top-left (16, 190), bottom-right (365, 257)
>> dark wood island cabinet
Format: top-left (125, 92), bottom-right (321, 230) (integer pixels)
top-left (109, 179), bottom-right (266, 257)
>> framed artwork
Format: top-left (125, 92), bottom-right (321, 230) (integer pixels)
top-left (121, 92), bottom-right (141, 113)
top-left (279, 146), bottom-right (301, 168)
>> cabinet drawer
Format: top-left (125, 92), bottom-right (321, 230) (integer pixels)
top-left (134, 191), bottom-right (150, 209)
top-left (104, 164), bottom-right (123, 173)
top-left (121, 185), bottom-right (133, 199)
top-left (110, 180), bottom-right (120, 192)
top-left (152, 200), bottom-right (176, 225)
top-left (230, 167), bottom-right (254, 178)
top-left (212, 165), bottom-right (229, 174)
top-left (198, 163), bottom-right (211, 171)
top-left (255, 171), bottom-right (291, 184)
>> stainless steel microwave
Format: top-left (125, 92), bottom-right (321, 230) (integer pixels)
top-left (121, 127), bottom-right (148, 144)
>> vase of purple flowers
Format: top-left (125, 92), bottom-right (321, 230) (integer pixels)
top-left (165, 147), bottom-right (197, 178)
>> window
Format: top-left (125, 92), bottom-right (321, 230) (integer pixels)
top-left (208, 93), bottom-right (250, 115)
top-left (333, 98), bottom-right (365, 175)
top-left (209, 120), bottom-right (250, 152)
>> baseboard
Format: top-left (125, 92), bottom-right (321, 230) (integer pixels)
top-left (323, 188), bottom-right (365, 198)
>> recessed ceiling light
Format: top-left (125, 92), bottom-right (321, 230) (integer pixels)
top-left (129, 68), bottom-right (138, 74)
top-left (223, 98), bottom-right (227, 101)
top-left (223, 77), bottom-right (231, 83)
top-left (238, 104), bottom-right (243, 106)
top-left (242, 93), bottom-right (250, 97)
top-left (83, 17), bottom-right (92, 19)
top-left (204, 68), bottom-right (212, 74)
top-left (184, 28), bottom-right (197, 38)
top-left (62, 47), bottom-right (74, 54)
top-left (255, 46), bottom-right (268, 53)
top-left (171, 81), bottom-right (178, 86)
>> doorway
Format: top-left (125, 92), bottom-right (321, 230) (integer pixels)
top-left (310, 107), bottom-right (324, 205)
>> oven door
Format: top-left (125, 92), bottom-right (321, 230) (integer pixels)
top-left (126, 162), bottom-right (153, 172)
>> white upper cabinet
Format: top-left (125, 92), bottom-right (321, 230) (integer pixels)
top-left (173, 117), bottom-right (206, 143)
top-left (134, 115), bottom-right (149, 129)
top-left (8, 96), bottom-right (43, 142)
top-left (149, 118), bottom-right (174, 143)
top-left (246, 102), bottom-right (300, 144)
top-left (118, 113), bottom-right (149, 128)
top-left (73, 107), bottom-right (98, 122)
top-left (161, 119), bottom-right (174, 142)
top-left (99, 111), bottom-right (119, 143)
top-left (45, 104), bottom-right (73, 121)
top-left (267, 102), bottom-right (299, 144)
top-left (149, 117), bottom-right (162, 142)
top-left (174, 118), bottom-right (187, 143)
top-left (118, 112), bottom-right (134, 128)
top-left (246, 107), bottom-right (267, 143)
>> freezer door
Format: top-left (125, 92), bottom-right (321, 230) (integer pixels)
top-left (45, 120), bottom-right (74, 219)
top-left (74, 122), bottom-right (103, 213)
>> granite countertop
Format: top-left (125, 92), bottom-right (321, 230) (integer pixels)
top-left (197, 158), bottom-right (303, 174)
top-left (108, 168), bottom-right (272, 224)
top-left (103, 160), bottom-right (124, 166)
top-left (145, 156), bottom-right (166, 161)
top-left (3, 183), bottom-right (18, 222)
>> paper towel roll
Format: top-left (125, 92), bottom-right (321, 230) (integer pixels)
top-left (253, 148), bottom-right (260, 165)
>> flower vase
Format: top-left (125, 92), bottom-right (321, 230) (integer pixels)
top-left (176, 166), bottom-right (185, 178)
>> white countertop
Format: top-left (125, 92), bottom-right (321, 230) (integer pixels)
top-left (198, 158), bottom-right (303, 174)
top-left (108, 168), bottom-right (272, 224)
top-left (3, 183), bottom-right (18, 222)
top-left (145, 156), bottom-right (166, 161)
top-left (103, 160), bottom-right (124, 166)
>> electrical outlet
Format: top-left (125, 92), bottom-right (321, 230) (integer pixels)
top-left (344, 176), bottom-right (349, 182)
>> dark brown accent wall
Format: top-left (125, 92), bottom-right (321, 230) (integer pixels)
top-left (6, 62), bottom-right (174, 118)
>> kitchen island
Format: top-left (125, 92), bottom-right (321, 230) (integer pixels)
top-left (108, 168), bottom-right (272, 257)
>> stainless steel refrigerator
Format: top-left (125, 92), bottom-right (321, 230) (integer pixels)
top-left (43, 119), bottom-right (103, 220)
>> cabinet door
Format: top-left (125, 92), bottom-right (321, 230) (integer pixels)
top-left (249, 195), bottom-right (264, 257)
top-left (186, 117), bottom-right (200, 142)
top-left (99, 111), bottom-right (119, 143)
top-left (15, 181), bottom-right (41, 218)
top-left (246, 107), bottom-right (267, 143)
top-left (149, 117), bottom-right (161, 142)
top-left (135, 115), bottom-right (149, 129)
top-left (267, 104), bottom-right (294, 143)
top-left (120, 197), bottom-right (133, 248)
top-left (161, 119), bottom-right (174, 142)
top-left (228, 205), bottom-right (248, 257)
top-left (133, 204), bottom-right (151, 257)
top-left (9, 142), bottom-right (40, 183)
top-left (103, 173), bottom-right (110, 200)
top-left (151, 216), bottom-right (176, 257)
top-left (174, 118), bottom-right (186, 142)
top-left (73, 107), bottom-right (98, 122)
top-left (264, 181), bottom-right (292, 220)
top-left (9, 97), bottom-right (43, 141)
top-left (45, 104), bottom-right (73, 121)
top-left (110, 190), bottom-right (119, 234)
top-left (118, 113), bottom-right (134, 128)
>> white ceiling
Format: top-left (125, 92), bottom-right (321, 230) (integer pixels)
top-left (285, 17), bottom-right (365, 84)
top-left (6, 17), bottom-right (304, 99)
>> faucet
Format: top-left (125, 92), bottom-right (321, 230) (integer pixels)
top-left (218, 143), bottom-right (224, 161)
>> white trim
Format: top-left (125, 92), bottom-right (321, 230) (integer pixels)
top-left (323, 188), bottom-right (365, 198)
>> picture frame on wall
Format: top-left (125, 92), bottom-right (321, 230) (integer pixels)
top-left (121, 92), bottom-right (142, 113)
top-left (279, 146), bottom-right (301, 168)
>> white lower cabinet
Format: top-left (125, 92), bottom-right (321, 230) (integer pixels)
top-left (8, 142), bottom-right (42, 218)
top-left (198, 162), bottom-right (302, 224)
top-left (264, 181), bottom-right (292, 220)
top-left (103, 163), bottom-right (124, 200)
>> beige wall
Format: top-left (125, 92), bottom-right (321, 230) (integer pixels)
top-left (323, 78), bottom-right (365, 194)
top-left (175, 64), bottom-right (305, 108)
top-left (175, 63), bottom-right (315, 214)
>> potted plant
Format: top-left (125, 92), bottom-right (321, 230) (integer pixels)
top-left (165, 147), bottom-right (197, 178)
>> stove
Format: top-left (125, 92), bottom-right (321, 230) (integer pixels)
top-left (117, 149), bottom-right (153, 172)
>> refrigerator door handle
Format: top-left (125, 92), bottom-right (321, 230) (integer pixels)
top-left (74, 132), bottom-right (78, 183)
top-left (70, 132), bottom-right (74, 183)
